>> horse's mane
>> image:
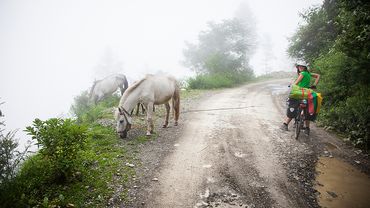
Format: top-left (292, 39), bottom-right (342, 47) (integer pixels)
top-left (119, 74), bottom-right (160, 107)
top-left (126, 78), bottom-right (147, 94)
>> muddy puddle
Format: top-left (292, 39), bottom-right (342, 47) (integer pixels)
top-left (315, 157), bottom-right (370, 208)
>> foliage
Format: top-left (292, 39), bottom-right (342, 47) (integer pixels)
top-left (318, 87), bottom-right (370, 148)
top-left (25, 118), bottom-right (88, 182)
top-left (288, 0), bottom-right (370, 149)
top-left (0, 99), bottom-right (30, 184)
top-left (183, 18), bottom-right (255, 88)
top-left (70, 90), bottom-right (90, 122)
top-left (1, 124), bottom-right (135, 207)
top-left (0, 101), bottom-right (30, 207)
top-left (70, 92), bottom-right (120, 124)
top-left (0, 130), bottom-right (29, 184)
top-left (187, 72), bottom-right (252, 89)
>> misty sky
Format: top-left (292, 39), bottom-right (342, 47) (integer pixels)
top-left (0, 0), bottom-right (322, 144)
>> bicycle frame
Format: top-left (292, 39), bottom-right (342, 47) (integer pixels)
top-left (294, 99), bottom-right (307, 140)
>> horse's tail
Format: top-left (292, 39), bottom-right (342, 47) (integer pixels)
top-left (172, 83), bottom-right (180, 123)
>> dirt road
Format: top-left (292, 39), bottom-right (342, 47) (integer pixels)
top-left (124, 79), bottom-right (370, 208)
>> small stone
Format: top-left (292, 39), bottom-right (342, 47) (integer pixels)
top-left (231, 193), bottom-right (238, 197)
top-left (355, 160), bottom-right (361, 164)
top-left (152, 178), bottom-right (159, 181)
top-left (66, 203), bottom-right (75, 208)
top-left (108, 198), bottom-right (114, 205)
top-left (126, 163), bottom-right (135, 167)
top-left (133, 185), bottom-right (138, 188)
top-left (327, 191), bottom-right (338, 198)
top-left (195, 202), bottom-right (203, 207)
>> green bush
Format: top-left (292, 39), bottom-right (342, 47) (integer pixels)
top-left (70, 92), bottom-right (120, 124)
top-left (188, 72), bottom-right (252, 89)
top-left (25, 118), bottom-right (88, 183)
top-left (70, 91), bottom-right (90, 123)
top-left (319, 86), bottom-right (370, 149)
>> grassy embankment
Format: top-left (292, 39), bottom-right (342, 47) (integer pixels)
top-left (0, 89), bottom-right (205, 207)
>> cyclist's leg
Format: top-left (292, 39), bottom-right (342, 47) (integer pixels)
top-left (281, 98), bottom-right (299, 130)
top-left (305, 120), bottom-right (310, 128)
top-left (285, 117), bottom-right (293, 124)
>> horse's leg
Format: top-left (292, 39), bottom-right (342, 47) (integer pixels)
top-left (146, 102), bottom-right (154, 136)
top-left (172, 88), bottom-right (180, 126)
top-left (119, 86), bottom-right (124, 95)
top-left (141, 103), bottom-right (145, 114)
top-left (163, 102), bottom-right (170, 128)
top-left (135, 103), bottom-right (140, 116)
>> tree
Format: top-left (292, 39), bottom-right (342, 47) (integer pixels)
top-left (183, 18), bottom-right (254, 78)
top-left (0, 100), bottom-right (30, 184)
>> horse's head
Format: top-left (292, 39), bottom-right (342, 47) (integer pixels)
top-left (115, 107), bottom-right (132, 138)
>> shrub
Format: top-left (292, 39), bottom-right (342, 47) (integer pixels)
top-left (70, 92), bottom-right (120, 124)
top-left (187, 72), bottom-right (252, 89)
top-left (318, 86), bottom-right (370, 149)
top-left (70, 91), bottom-right (90, 123)
top-left (0, 130), bottom-right (31, 184)
top-left (25, 118), bottom-right (88, 183)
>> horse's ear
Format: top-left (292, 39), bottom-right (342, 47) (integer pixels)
top-left (118, 107), bottom-right (122, 113)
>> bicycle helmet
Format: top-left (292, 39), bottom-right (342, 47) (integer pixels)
top-left (295, 60), bottom-right (308, 69)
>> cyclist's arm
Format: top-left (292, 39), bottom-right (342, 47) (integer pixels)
top-left (294, 74), bottom-right (304, 85)
top-left (311, 73), bottom-right (320, 86)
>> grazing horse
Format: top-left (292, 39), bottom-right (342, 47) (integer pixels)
top-left (115, 74), bottom-right (180, 138)
top-left (90, 74), bottom-right (128, 104)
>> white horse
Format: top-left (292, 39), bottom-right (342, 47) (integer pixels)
top-left (90, 74), bottom-right (128, 104)
top-left (115, 74), bottom-right (180, 138)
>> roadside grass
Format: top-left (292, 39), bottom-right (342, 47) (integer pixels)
top-left (187, 73), bottom-right (252, 89)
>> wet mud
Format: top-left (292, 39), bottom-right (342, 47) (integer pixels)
top-left (315, 157), bottom-right (370, 208)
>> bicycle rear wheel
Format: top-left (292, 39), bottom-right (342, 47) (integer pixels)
top-left (295, 109), bottom-right (303, 140)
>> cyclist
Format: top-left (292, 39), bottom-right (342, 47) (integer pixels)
top-left (281, 61), bottom-right (320, 135)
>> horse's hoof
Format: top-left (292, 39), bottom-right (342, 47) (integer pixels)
top-left (174, 122), bottom-right (178, 126)
top-left (162, 123), bottom-right (168, 128)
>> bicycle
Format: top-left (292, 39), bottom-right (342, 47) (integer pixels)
top-left (294, 99), bottom-right (308, 140)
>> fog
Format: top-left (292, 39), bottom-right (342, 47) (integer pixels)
top-left (0, 0), bottom-right (322, 145)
